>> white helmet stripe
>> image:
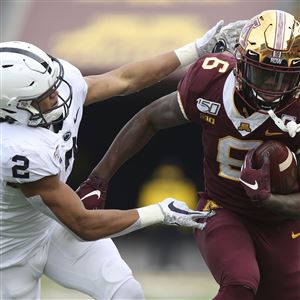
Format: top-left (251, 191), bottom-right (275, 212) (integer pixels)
top-left (273, 10), bottom-right (286, 57)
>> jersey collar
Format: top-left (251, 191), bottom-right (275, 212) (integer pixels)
top-left (223, 71), bottom-right (269, 136)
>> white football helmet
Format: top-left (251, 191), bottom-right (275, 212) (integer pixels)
top-left (0, 41), bottom-right (72, 127)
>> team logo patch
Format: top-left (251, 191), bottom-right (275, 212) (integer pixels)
top-left (203, 200), bottom-right (222, 211)
top-left (54, 145), bottom-right (61, 162)
top-left (196, 98), bottom-right (221, 116)
top-left (63, 131), bottom-right (71, 141)
top-left (238, 122), bottom-right (251, 132)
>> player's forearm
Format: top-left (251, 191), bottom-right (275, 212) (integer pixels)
top-left (91, 110), bottom-right (156, 181)
top-left (118, 51), bottom-right (181, 95)
top-left (119, 38), bottom-right (205, 95)
top-left (75, 209), bottom-right (139, 240)
top-left (22, 178), bottom-right (164, 241)
top-left (261, 193), bottom-right (300, 219)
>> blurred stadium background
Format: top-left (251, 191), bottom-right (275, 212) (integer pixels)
top-left (1, 1), bottom-right (298, 299)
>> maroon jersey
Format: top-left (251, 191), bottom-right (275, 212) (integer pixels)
top-left (178, 53), bottom-right (300, 221)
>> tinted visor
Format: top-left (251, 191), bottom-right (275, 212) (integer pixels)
top-left (244, 63), bottom-right (300, 93)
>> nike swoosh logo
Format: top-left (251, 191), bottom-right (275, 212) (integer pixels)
top-left (80, 190), bottom-right (101, 201)
top-left (168, 201), bottom-right (194, 215)
top-left (248, 51), bottom-right (257, 56)
top-left (291, 232), bottom-right (300, 239)
top-left (265, 129), bottom-right (283, 136)
top-left (239, 178), bottom-right (258, 190)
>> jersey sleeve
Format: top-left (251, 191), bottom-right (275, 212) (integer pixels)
top-left (1, 127), bottom-right (63, 184)
top-left (177, 53), bottom-right (235, 124)
top-left (60, 59), bottom-right (88, 106)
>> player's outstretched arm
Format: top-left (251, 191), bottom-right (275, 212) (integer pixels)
top-left (84, 20), bottom-right (246, 105)
top-left (76, 91), bottom-right (189, 210)
top-left (19, 174), bottom-right (213, 241)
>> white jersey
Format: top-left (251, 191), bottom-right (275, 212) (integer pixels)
top-left (0, 60), bottom-right (88, 269)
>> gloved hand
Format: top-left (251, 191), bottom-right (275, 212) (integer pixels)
top-left (239, 148), bottom-right (271, 203)
top-left (76, 174), bottom-right (108, 209)
top-left (158, 198), bottom-right (215, 230)
top-left (196, 19), bottom-right (248, 56)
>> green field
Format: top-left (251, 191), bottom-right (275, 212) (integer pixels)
top-left (41, 271), bottom-right (218, 300)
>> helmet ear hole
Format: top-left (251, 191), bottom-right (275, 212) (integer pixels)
top-left (0, 41), bottom-right (73, 127)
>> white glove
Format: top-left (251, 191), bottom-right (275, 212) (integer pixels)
top-left (195, 20), bottom-right (224, 56)
top-left (195, 19), bottom-right (248, 56)
top-left (158, 198), bottom-right (215, 230)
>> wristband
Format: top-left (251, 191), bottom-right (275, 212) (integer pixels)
top-left (174, 42), bottom-right (198, 67)
top-left (106, 204), bottom-right (164, 239)
top-left (137, 204), bottom-right (164, 227)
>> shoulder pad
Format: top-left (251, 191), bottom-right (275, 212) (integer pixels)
top-left (1, 124), bottom-right (63, 183)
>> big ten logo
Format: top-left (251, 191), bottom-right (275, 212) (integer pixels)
top-left (200, 113), bottom-right (215, 125)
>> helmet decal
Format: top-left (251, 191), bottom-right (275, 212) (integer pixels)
top-left (239, 17), bottom-right (260, 49)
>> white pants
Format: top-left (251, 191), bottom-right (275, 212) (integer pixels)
top-left (1, 224), bottom-right (141, 299)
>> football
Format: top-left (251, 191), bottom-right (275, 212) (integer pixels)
top-left (252, 140), bottom-right (298, 194)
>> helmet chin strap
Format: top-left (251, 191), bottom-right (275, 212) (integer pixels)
top-left (268, 110), bottom-right (300, 138)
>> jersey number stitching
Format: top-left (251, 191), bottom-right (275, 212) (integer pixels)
top-left (12, 155), bottom-right (29, 179)
top-left (65, 137), bottom-right (77, 171)
top-left (217, 137), bottom-right (262, 181)
top-left (202, 57), bottom-right (229, 73)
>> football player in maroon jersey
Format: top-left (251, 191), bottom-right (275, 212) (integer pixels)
top-left (82, 10), bottom-right (300, 300)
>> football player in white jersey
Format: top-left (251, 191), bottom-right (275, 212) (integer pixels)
top-left (0, 20), bottom-right (245, 300)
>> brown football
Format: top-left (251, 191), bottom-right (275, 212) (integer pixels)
top-left (252, 140), bottom-right (298, 194)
